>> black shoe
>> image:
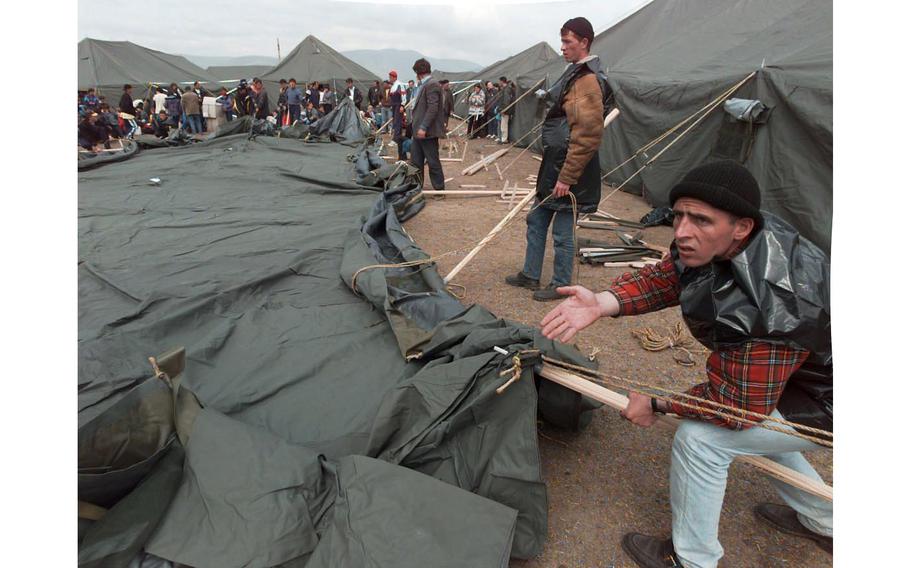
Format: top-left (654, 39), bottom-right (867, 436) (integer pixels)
top-left (754, 503), bottom-right (832, 554)
top-left (504, 272), bottom-right (540, 290)
top-left (621, 533), bottom-right (683, 567)
top-left (532, 284), bottom-right (565, 302)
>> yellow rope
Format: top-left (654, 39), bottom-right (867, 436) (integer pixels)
top-left (631, 323), bottom-right (703, 366)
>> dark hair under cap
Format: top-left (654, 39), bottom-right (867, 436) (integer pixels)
top-left (561, 17), bottom-right (595, 48)
top-left (669, 160), bottom-right (764, 228)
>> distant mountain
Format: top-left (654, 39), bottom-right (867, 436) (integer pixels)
top-left (182, 54), bottom-right (279, 69)
top-left (342, 49), bottom-right (482, 82)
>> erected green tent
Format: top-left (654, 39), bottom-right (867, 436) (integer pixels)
top-left (78, 38), bottom-right (221, 95)
top-left (260, 35), bottom-right (380, 101)
top-left (514, 0), bottom-right (832, 251)
top-left (450, 41), bottom-right (560, 121)
top-left (206, 65), bottom-right (273, 84)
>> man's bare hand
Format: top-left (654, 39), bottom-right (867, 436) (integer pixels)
top-left (553, 180), bottom-right (571, 198)
top-left (416, 128), bottom-right (427, 139)
top-left (621, 392), bottom-right (659, 428)
top-left (540, 285), bottom-right (603, 342)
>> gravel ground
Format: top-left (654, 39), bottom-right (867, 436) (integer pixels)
top-left (390, 134), bottom-right (833, 568)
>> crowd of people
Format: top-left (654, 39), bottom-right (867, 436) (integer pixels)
top-left (77, 72), bottom-right (517, 159)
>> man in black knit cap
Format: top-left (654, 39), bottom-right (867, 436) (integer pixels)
top-left (541, 160), bottom-right (833, 568)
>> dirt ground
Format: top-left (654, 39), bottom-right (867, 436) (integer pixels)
top-left (386, 133), bottom-right (833, 568)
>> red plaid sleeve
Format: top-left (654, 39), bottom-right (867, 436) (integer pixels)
top-left (668, 341), bottom-right (810, 430)
top-left (607, 255), bottom-right (681, 316)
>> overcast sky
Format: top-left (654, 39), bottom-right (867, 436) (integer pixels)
top-left (78, 0), bottom-right (649, 66)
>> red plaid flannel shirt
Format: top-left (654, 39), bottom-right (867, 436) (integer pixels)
top-left (607, 255), bottom-right (809, 430)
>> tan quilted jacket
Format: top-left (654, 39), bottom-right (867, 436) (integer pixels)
top-left (558, 72), bottom-right (604, 186)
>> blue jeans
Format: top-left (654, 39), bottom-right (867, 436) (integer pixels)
top-left (381, 106), bottom-right (393, 132)
top-left (670, 410), bottom-right (833, 568)
top-left (186, 114), bottom-right (203, 133)
top-left (521, 204), bottom-right (575, 286)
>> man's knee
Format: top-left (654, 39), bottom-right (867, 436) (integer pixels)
top-left (672, 420), bottom-right (730, 467)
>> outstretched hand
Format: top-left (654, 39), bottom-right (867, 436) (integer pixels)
top-left (540, 285), bottom-right (603, 342)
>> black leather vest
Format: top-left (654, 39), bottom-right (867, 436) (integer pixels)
top-left (672, 212), bottom-right (833, 433)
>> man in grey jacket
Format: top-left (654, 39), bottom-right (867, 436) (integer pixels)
top-left (408, 58), bottom-right (446, 190)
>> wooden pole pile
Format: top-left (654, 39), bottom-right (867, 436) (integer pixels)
top-left (461, 148), bottom-right (510, 176)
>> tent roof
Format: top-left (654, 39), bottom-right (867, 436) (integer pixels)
top-left (206, 65), bottom-right (273, 82)
top-left (519, 0), bottom-right (831, 84)
top-left (260, 35), bottom-right (379, 88)
top-left (432, 70), bottom-right (478, 83)
top-left (472, 41), bottom-right (560, 83)
top-left (78, 38), bottom-right (220, 91)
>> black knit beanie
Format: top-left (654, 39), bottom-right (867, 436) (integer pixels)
top-left (561, 17), bottom-right (595, 48)
top-left (669, 160), bottom-right (763, 228)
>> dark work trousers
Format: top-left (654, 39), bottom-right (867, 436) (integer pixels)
top-left (410, 137), bottom-right (445, 190)
top-left (288, 104), bottom-right (302, 124)
top-left (391, 104), bottom-right (402, 137)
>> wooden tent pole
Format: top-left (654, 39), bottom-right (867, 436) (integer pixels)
top-left (537, 364), bottom-right (833, 502)
top-left (444, 190), bottom-right (537, 283)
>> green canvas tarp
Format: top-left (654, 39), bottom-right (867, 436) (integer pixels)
top-left (78, 121), bottom-right (596, 566)
top-left (513, 0), bottom-right (832, 251)
top-left (78, 38), bottom-right (221, 94)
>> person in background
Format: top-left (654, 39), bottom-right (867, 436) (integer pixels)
top-left (498, 76), bottom-right (515, 144)
top-left (118, 84), bottom-right (139, 138)
top-left (286, 78), bottom-right (303, 124)
top-left (216, 87), bottom-right (234, 122)
top-left (152, 86), bottom-right (168, 116)
top-left (484, 80), bottom-right (500, 139)
top-left (234, 79), bottom-right (252, 116)
top-left (467, 83), bottom-right (485, 139)
top-left (82, 88), bottom-right (101, 112)
top-left (78, 112), bottom-right (109, 151)
top-left (152, 110), bottom-right (170, 138)
top-left (181, 86), bottom-right (203, 133)
top-left (393, 101), bottom-right (409, 161)
top-left (368, 80), bottom-right (381, 109)
top-left (440, 79), bottom-right (455, 130)
top-left (408, 58), bottom-right (446, 191)
top-left (323, 85), bottom-right (336, 113)
top-left (303, 101), bottom-right (321, 124)
top-left (344, 78), bottom-right (363, 110)
top-left (406, 79), bottom-right (416, 105)
top-left (390, 71), bottom-right (408, 136)
top-left (307, 81), bottom-right (321, 108)
top-left (98, 103), bottom-right (123, 139)
top-left (134, 101), bottom-right (149, 126)
top-left (193, 81), bottom-right (208, 131)
top-left (164, 83), bottom-right (183, 127)
top-left (251, 78), bottom-right (270, 119)
top-left (276, 79), bottom-right (289, 126)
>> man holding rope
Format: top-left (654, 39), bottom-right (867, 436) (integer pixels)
top-left (505, 16), bottom-right (612, 301)
top-left (540, 161), bottom-right (833, 568)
